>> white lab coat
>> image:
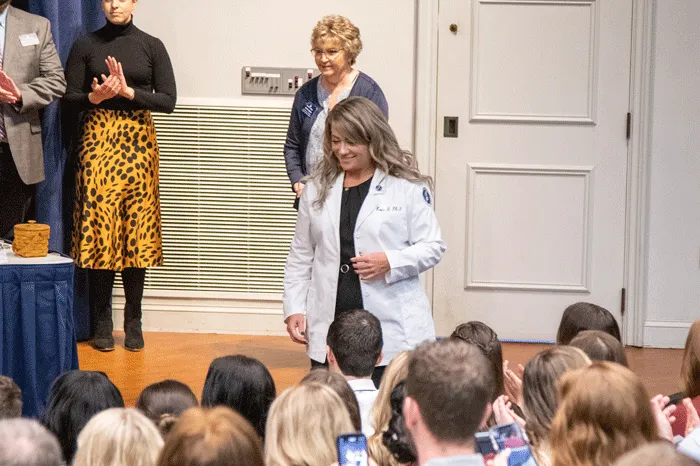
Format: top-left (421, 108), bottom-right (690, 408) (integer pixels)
top-left (283, 169), bottom-right (446, 364)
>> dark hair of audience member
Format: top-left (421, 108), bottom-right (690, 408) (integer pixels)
top-left (41, 370), bottom-right (124, 463)
top-left (0, 376), bottom-right (22, 419)
top-left (157, 406), bottom-right (264, 466)
top-left (301, 369), bottom-right (362, 431)
top-left (201, 355), bottom-right (276, 439)
top-left (681, 319), bottom-right (700, 398)
top-left (382, 381), bottom-right (417, 465)
top-left (569, 330), bottom-right (629, 367)
top-left (136, 379), bottom-right (199, 437)
top-left (614, 442), bottom-right (700, 466)
top-left (521, 346), bottom-right (591, 453)
top-left (405, 339), bottom-right (494, 442)
top-left (326, 309), bottom-right (383, 377)
top-left (0, 418), bottom-right (63, 466)
top-left (551, 362), bottom-right (658, 466)
top-left (450, 321), bottom-right (505, 399)
top-left (556, 302), bottom-right (621, 345)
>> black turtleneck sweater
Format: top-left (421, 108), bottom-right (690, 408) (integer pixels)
top-left (65, 19), bottom-right (176, 113)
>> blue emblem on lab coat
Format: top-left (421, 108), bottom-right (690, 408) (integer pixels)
top-left (423, 187), bottom-right (431, 205)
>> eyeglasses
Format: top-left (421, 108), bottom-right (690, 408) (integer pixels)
top-left (311, 48), bottom-right (343, 60)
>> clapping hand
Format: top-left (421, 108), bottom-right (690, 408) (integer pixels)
top-left (351, 252), bottom-right (390, 280)
top-left (0, 71), bottom-right (21, 105)
top-left (106, 56), bottom-right (135, 100)
top-left (89, 74), bottom-right (121, 105)
top-left (683, 398), bottom-right (700, 437)
top-left (503, 360), bottom-right (524, 406)
top-left (493, 395), bottom-right (527, 431)
top-left (650, 394), bottom-right (677, 441)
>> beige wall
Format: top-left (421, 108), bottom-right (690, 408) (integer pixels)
top-left (136, 1), bottom-right (417, 148)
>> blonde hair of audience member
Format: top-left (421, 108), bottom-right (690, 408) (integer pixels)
top-left (301, 369), bottom-right (362, 432)
top-left (569, 329), bottom-right (629, 367)
top-left (314, 97), bottom-right (432, 208)
top-left (367, 351), bottom-right (411, 466)
top-left (551, 362), bottom-right (658, 466)
top-left (157, 407), bottom-right (263, 466)
top-left (614, 442), bottom-right (700, 466)
top-left (310, 15), bottom-right (362, 66)
top-left (73, 408), bottom-right (164, 466)
top-left (520, 346), bottom-right (590, 466)
top-left (682, 320), bottom-right (700, 398)
top-left (265, 382), bottom-right (354, 466)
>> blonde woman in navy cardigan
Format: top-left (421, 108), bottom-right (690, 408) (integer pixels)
top-left (284, 15), bottom-right (388, 204)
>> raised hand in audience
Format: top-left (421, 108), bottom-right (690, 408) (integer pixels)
top-left (650, 394), bottom-right (677, 441)
top-left (503, 360), bottom-right (524, 406)
top-left (493, 395), bottom-right (526, 431)
top-left (684, 397), bottom-right (700, 437)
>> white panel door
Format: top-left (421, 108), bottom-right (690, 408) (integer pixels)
top-left (433, 0), bottom-right (633, 340)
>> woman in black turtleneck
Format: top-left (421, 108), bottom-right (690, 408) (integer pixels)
top-left (65, 0), bottom-right (176, 353)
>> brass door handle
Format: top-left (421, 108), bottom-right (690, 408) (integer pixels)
top-left (449, 23), bottom-right (458, 33)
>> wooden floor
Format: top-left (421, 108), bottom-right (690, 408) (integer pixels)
top-left (78, 332), bottom-right (685, 407)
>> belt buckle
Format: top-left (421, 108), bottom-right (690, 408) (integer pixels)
top-left (340, 264), bottom-right (350, 274)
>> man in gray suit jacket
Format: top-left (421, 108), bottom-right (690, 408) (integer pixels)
top-left (0, 0), bottom-right (66, 239)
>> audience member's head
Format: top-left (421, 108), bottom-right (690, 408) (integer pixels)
top-left (326, 309), bottom-right (383, 378)
top-left (73, 408), bottom-right (164, 466)
top-left (681, 320), bottom-right (700, 398)
top-left (521, 346), bottom-right (591, 450)
top-left (570, 329), bottom-right (629, 366)
top-left (382, 381), bottom-right (417, 465)
top-left (556, 302), bottom-right (621, 344)
top-left (450, 321), bottom-right (505, 399)
top-left (265, 382), bottom-right (354, 466)
top-left (614, 442), bottom-right (700, 466)
top-left (404, 339), bottom-right (494, 461)
top-left (41, 370), bottom-right (124, 463)
top-left (201, 355), bottom-right (276, 438)
top-left (368, 350), bottom-right (411, 466)
top-left (301, 369), bottom-right (361, 432)
top-left (0, 376), bottom-right (22, 419)
top-left (551, 362), bottom-right (657, 466)
top-left (136, 379), bottom-right (199, 437)
top-left (0, 418), bottom-right (62, 466)
top-left (157, 407), bottom-right (264, 466)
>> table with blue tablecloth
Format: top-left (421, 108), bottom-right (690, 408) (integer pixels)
top-left (0, 245), bottom-right (79, 418)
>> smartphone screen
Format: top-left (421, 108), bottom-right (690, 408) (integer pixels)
top-left (337, 433), bottom-right (369, 466)
top-left (474, 431), bottom-right (499, 461)
top-left (492, 424), bottom-right (538, 466)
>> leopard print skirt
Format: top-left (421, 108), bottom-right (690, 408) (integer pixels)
top-left (72, 108), bottom-right (163, 271)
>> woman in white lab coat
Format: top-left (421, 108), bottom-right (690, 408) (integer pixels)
top-left (283, 97), bottom-right (446, 385)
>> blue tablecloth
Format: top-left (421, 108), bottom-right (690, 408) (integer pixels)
top-left (0, 258), bottom-right (80, 418)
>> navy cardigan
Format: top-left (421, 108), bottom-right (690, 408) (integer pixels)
top-left (283, 72), bottom-right (389, 189)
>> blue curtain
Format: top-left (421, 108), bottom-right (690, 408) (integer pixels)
top-left (27, 0), bottom-right (104, 253)
top-left (24, 1), bottom-right (105, 341)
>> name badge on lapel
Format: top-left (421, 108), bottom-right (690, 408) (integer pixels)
top-left (19, 33), bottom-right (40, 47)
top-left (301, 101), bottom-right (316, 118)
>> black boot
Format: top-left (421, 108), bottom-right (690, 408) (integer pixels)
top-left (122, 268), bottom-right (147, 351)
top-left (89, 269), bottom-right (115, 352)
top-left (124, 302), bottom-right (144, 351)
top-left (93, 318), bottom-right (115, 352)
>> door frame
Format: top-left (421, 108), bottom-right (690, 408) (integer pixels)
top-left (413, 0), bottom-right (655, 345)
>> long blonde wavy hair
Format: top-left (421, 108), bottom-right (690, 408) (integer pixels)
top-left (313, 97), bottom-right (432, 208)
top-left (550, 362), bottom-right (657, 466)
top-left (265, 383), bottom-right (354, 466)
top-left (367, 351), bottom-right (411, 466)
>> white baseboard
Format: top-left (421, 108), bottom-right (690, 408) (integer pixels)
top-left (643, 320), bottom-right (692, 348)
top-left (111, 294), bottom-right (287, 336)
